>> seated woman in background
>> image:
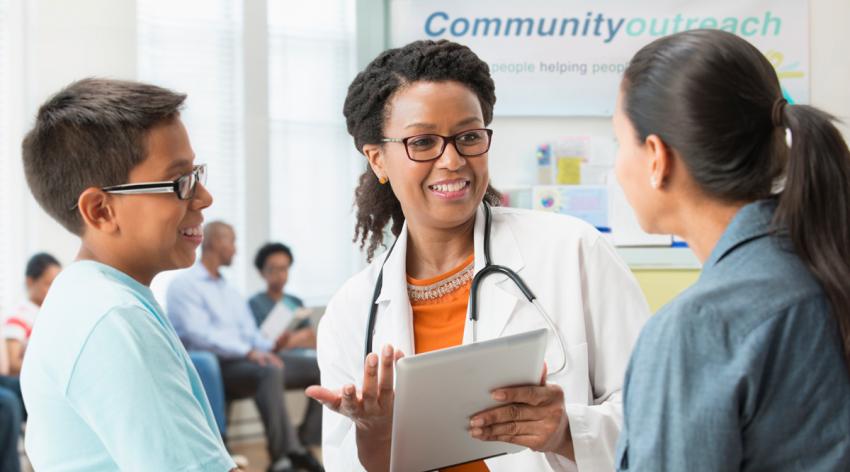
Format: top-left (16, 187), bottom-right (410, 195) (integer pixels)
top-left (3, 253), bottom-right (61, 375)
top-left (613, 29), bottom-right (850, 470)
top-left (249, 242), bottom-right (304, 324)
top-left (249, 242), bottom-right (316, 350)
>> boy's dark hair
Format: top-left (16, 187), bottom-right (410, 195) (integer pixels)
top-left (22, 78), bottom-right (187, 235)
top-left (25, 253), bottom-right (61, 280)
top-left (343, 39), bottom-right (501, 261)
top-left (254, 242), bottom-right (294, 272)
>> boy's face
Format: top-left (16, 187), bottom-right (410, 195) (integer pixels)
top-left (110, 117), bottom-right (212, 280)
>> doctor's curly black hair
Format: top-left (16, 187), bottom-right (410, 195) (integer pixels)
top-left (343, 39), bottom-right (501, 262)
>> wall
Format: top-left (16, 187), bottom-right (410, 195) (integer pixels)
top-left (633, 269), bottom-right (701, 313)
top-left (483, 0), bottom-right (850, 186)
top-left (478, 0), bottom-right (850, 311)
top-left (12, 0), bottom-right (850, 309)
top-left (19, 0), bottom-right (137, 267)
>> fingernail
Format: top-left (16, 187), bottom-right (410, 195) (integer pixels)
top-left (383, 344), bottom-right (392, 356)
top-left (492, 391), bottom-right (506, 401)
top-left (470, 418), bottom-right (484, 427)
top-left (470, 428), bottom-right (482, 437)
top-left (368, 355), bottom-right (378, 367)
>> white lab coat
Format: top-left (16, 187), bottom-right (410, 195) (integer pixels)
top-left (317, 205), bottom-right (650, 471)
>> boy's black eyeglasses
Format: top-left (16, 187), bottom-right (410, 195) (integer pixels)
top-left (69, 164), bottom-right (207, 210)
top-left (381, 128), bottom-right (493, 162)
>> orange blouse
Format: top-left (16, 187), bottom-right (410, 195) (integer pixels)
top-left (407, 254), bottom-right (489, 472)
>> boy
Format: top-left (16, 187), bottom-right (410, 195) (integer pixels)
top-left (20, 78), bottom-right (236, 471)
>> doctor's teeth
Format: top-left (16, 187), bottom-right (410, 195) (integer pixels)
top-left (432, 182), bottom-right (467, 192)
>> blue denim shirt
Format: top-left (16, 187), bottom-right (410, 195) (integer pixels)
top-left (616, 200), bottom-right (850, 471)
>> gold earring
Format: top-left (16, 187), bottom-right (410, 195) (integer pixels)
top-left (379, 176), bottom-right (388, 185)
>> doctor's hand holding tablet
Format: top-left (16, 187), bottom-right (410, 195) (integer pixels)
top-left (307, 39), bottom-right (651, 472)
top-left (308, 330), bottom-right (573, 472)
top-left (467, 362), bottom-right (574, 458)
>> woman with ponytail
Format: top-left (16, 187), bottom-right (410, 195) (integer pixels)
top-left (612, 29), bottom-right (850, 470)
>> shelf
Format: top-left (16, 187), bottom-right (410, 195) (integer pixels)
top-left (616, 247), bottom-right (701, 270)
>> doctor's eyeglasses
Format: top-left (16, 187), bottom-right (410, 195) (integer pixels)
top-left (70, 164), bottom-right (207, 210)
top-left (382, 128), bottom-right (493, 162)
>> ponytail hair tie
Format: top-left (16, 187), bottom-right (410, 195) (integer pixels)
top-left (771, 98), bottom-right (787, 127)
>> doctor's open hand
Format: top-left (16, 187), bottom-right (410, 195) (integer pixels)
top-left (468, 364), bottom-right (576, 461)
top-left (306, 344), bottom-right (404, 472)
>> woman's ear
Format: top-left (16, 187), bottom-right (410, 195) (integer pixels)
top-left (362, 144), bottom-right (387, 182)
top-left (77, 188), bottom-right (120, 234)
top-left (645, 134), bottom-right (672, 189)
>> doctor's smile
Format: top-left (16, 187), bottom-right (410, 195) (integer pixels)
top-left (427, 178), bottom-right (472, 200)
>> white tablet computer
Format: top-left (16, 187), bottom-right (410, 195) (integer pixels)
top-left (390, 328), bottom-right (548, 472)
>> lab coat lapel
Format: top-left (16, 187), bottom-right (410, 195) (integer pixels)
top-left (465, 204), bottom-right (526, 344)
top-left (373, 225), bottom-right (415, 357)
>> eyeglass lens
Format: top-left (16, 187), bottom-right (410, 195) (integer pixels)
top-left (407, 129), bottom-right (490, 161)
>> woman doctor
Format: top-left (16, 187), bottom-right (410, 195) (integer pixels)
top-left (306, 40), bottom-right (650, 472)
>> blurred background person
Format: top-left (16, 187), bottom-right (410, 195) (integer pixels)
top-left (3, 253), bottom-right (61, 376)
top-left (249, 242), bottom-right (316, 351)
top-left (0, 326), bottom-right (24, 472)
top-left (168, 221), bottom-right (322, 472)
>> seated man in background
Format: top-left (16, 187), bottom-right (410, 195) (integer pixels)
top-left (167, 221), bottom-right (322, 472)
top-left (3, 253), bottom-right (61, 375)
top-left (249, 242), bottom-right (321, 447)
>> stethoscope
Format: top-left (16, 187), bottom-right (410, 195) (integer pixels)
top-left (364, 202), bottom-right (568, 377)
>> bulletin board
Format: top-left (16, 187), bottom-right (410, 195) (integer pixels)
top-left (383, 0), bottom-right (811, 268)
top-left (389, 0), bottom-right (810, 116)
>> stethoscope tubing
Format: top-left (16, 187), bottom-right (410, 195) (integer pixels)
top-left (365, 202), bottom-right (568, 377)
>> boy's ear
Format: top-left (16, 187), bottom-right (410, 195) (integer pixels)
top-left (77, 188), bottom-right (119, 234)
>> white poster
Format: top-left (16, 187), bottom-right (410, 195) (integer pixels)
top-left (390, 0), bottom-right (809, 116)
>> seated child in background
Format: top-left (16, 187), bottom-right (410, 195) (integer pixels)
top-left (3, 252), bottom-right (61, 375)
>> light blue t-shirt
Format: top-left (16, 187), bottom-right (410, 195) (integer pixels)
top-left (20, 260), bottom-right (235, 472)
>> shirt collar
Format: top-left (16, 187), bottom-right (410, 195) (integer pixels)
top-left (76, 260), bottom-right (157, 303)
top-left (191, 262), bottom-right (222, 282)
top-left (703, 199), bottom-right (779, 270)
